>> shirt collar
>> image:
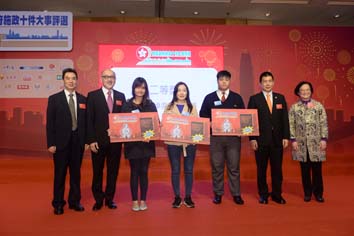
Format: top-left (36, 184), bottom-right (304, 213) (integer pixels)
top-left (217, 89), bottom-right (229, 96)
top-left (102, 86), bottom-right (112, 95)
top-left (64, 89), bottom-right (76, 97)
top-left (262, 90), bottom-right (272, 97)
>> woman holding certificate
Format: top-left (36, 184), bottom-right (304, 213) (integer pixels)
top-left (121, 77), bottom-right (157, 211)
top-left (163, 82), bottom-right (198, 208)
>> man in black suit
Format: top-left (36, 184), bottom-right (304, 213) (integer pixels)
top-left (247, 71), bottom-right (290, 204)
top-left (200, 70), bottom-right (245, 205)
top-left (46, 68), bottom-right (87, 215)
top-left (86, 69), bottom-right (126, 211)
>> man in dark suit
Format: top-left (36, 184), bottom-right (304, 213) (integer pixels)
top-left (86, 69), bottom-right (126, 211)
top-left (46, 68), bottom-right (87, 215)
top-left (200, 70), bottom-right (245, 205)
top-left (247, 71), bottom-right (290, 204)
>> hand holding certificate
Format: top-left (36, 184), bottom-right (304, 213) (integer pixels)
top-left (160, 114), bottom-right (210, 145)
top-left (109, 112), bottom-right (160, 142)
top-left (211, 109), bottom-right (259, 136)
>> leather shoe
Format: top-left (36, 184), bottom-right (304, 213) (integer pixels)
top-left (304, 196), bottom-right (311, 202)
top-left (92, 202), bottom-right (103, 211)
top-left (271, 196), bottom-right (286, 204)
top-left (212, 195), bottom-right (222, 204)
top-left (259, 196), bottom-right (268, 204)
top-left (315, 196), bottom-right (325, 203)
top-left (105, 201), bottom-right (117, 209)
top-left (69, 203), bottom-right (85, 211)
top-left (233, 196), bottom-right (244, 205)
top-left (54, 206), bottom-right (64, 215)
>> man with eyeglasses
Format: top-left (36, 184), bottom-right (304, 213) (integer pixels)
top-left (86, 69), bottom-right (126, 211)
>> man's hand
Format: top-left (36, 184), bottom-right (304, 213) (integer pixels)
top-left (85, 144), bottom-right (90, 151)
top-left (48, 146), bottom-right (56, 154)
top-left (282, 139), bottom-right (289, 148)
top-left (90, 142), bottom-right (99, 153)
top-left (250, 140), bottom-right (258, 151)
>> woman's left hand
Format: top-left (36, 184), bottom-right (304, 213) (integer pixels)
top-left (320, 140), bottom-right (327, 151)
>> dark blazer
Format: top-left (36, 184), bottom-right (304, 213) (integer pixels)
top-left (86, 88), bottom-right (126, 147)
top-left (247, 92), bottom-right (290, 146)
top-left (121, 98), bottom-right (157, 159)
top-left (46, 90), bottom-right (86, 150)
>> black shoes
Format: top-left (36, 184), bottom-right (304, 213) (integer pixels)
top-left (92, 202), bottom-right (103, 211)
top-left (271, 196), bottom-right (286, 204)
top-left (172, 196), bottom-right (182, 208)
top-left (183, 196), bottom-right (195, 208)
top-left (233, 196), bottom-right (244, 205)
top-left (69, 203), bottom-right (85, 212)
top-left (304, 196), bottom-right (311, 202)
top-left (315, 196), bottom-right (325, 203)
top-left (259, 196), bottom-right (269, 204)
top-left (213, 195), bottom-right (222, 204)
top-left (54, 206), bottom-right (64, 215)
top-left (105, 201), bottom-right (117, 209)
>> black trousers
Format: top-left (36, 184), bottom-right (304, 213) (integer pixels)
top-left (255, 141), bottom-right (283, 198)
top-left (91, 143), bottom-right (122, 204)
top-left (300, 157), bottom-right (323, 198)
top-left (129, 158), bottom-right (151, 201)
top-left (52, 130), bottom-right (83, 208)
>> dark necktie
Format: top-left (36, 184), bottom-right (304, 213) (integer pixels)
top-left (69, 93), bottom-right (77, 130)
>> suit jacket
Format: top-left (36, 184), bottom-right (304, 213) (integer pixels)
top-left (289, 99), bottom-right (328, 162)
top-left (121, 98), bottom-right (157, 159)
top-left (247, 92), bottom-right (290, 146)
top-left (46, 90), bottom-right (86, 151)
top-left (86, 88), bottom-right (126, 147)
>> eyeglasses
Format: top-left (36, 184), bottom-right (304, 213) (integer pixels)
top-left (101, 75), bottom-right (115, 79)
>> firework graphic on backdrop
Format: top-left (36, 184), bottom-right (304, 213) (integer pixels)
top-left (289, 29), bottom-right (302, 61)
top-left (347, 67), bottom-right (354, 85)
top-left (337, 49), bottom-right (351, 65)
top-left (253, 40), bottom-right (282, 72)
top-left (190, 28), bottom-right (227, 52)
top-left (298, 32), bottom-right (336, 77)
top-left (125, 30), bottom-right (159, 45)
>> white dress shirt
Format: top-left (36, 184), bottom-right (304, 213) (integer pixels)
top-left (64, 89), bottom-right (77, 115)
top-left (216, 89), bottom-right (230, 101)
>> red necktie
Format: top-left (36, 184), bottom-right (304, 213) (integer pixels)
top-left (221, 92), bottom-right (226, 102)
top-left (107, 90), bottom-right (113, 113)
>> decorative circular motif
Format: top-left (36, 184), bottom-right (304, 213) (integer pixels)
top-left (337, 50), bottom-right (351, 65)
top-left (289, 29), bottom-right (301, 42)
top-left (315, 85), bottom-right (330, 100)
top-left (76, 55), bottom-right (94, 72)
top-left (298, 32), bottom-right (336, 68)
top-left (323, 68), bottom-right (336, 82)
top-left (111, 49), bottom-right (125, 63)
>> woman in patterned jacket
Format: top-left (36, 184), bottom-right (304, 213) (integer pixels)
top-left (289, 81), bottom-right (328, 203)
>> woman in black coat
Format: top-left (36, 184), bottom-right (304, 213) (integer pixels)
top-left (121, 77), bottom-right (157, 211)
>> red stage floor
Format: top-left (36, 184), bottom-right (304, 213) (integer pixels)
top-left (1, 155), bottom-right (354, 236)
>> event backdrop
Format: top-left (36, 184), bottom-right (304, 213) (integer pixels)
top-left (0, 22), bottom-right (353, 164)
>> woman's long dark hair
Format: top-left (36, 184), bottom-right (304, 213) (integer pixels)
top-left (132, 77), bottom-right (150, 106)
top-left (167, 82), bottom-right (193, 113)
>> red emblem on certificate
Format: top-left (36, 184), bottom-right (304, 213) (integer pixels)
top-left (211, 109), bottom-right (259, 136)
top-left (160, 114), bottom-right (210, 145)
top-left (109, 112), bottom-right (160, 142)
